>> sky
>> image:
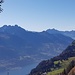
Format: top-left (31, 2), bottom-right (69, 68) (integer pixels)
top-left (0, 0), bottom-right (75, 32)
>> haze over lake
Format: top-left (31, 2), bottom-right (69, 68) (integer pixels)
top-left (0, 63), bottom-right (38, 75)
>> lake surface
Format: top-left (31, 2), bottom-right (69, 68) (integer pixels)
top-left (0, 63), bottom-right (38, 75)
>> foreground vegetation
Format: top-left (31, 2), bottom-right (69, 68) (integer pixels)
top-left (30, 41), bottom-right (75, 75)
top-left (47, 57), bottom-right (75, 75)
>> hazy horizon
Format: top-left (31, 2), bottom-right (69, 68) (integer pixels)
top-left (0, 24), bottom-right (75, 32)
top-left (0, 0), bottom-right (75, 31)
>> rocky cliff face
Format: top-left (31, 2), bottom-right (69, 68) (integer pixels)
top-left (68, 67), bottom-right (75, 75)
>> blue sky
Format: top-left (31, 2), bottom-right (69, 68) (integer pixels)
top-left (0, 0), bottom-right (75, 32)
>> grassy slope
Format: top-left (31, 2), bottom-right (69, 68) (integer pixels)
top-left (47, 57), bottom-right (75, 75)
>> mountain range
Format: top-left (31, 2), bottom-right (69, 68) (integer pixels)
top-left (46, 28), bottom-right (75, 39)
top-left (0, 25), bottom-right (74, 72)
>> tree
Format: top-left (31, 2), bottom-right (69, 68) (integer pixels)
top-left (0, 0), bottom-right (4, 13)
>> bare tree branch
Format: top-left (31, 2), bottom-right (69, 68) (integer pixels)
top-left (0, 0), bottom-right (4, 13)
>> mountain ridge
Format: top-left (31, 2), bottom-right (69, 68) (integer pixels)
top-left (46, 28), bottom-right (75, 39)
top-left (0, 25), bottom-right (73, 72)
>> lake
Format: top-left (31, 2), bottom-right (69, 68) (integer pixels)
top-left (0, 63), bottom-right (38, 75)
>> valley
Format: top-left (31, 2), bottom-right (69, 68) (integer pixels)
top-left (0, 0), bottom-right (75, 75)
top-left (0, 25), bottom-right (75, 74)
top-left (29, 40), bottom-right (75, 75)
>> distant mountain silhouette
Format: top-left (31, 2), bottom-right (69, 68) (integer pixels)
top-left (0, 25), bottom-right (73, 72)
top-left (46, 28), bottom-right (61, 34)
top-left (46, 29), bottom-right (75, 39)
